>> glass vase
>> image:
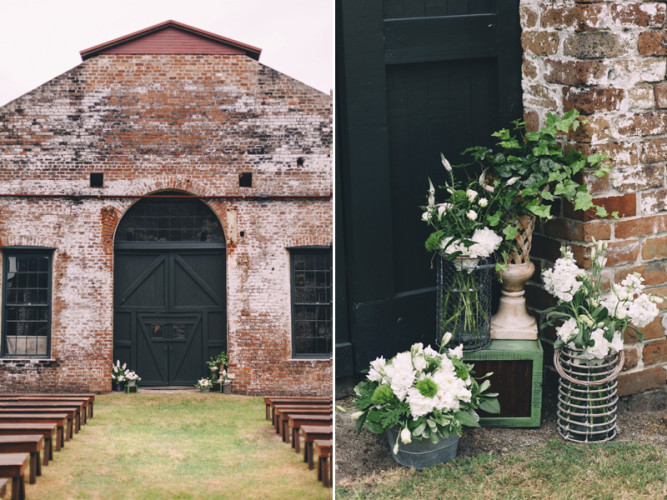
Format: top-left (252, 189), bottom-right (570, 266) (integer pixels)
top-left (436, 256), bottom-right (493, 351)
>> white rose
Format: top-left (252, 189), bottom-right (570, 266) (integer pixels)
top-left (467, 210), bottom-right (478, 221)
top-left (400, 427), bottom-right (412, 444)
top-left (478, 197), bottom-right (488, 207)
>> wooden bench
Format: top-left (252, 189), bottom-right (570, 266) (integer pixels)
top-left (2, 394), bottom-right (95, 420)
top-left (263, 396), bottom-right (331, 420)
top-left (270, 404), bottom-right (330, 429)
top-left (0, 424), bottom-right (55, 465)
top-left (0, 408), bottom-right (78, 439)
top-left (287, 414), bottom-right (333, 450)
top-left (0, 453), bottom-right (28, 500)
top-left (0, 414), bottom-right (66, 450)
top-left (2, 401), bottom-right (86, 430)
top-left (276, 408), bottom-right (333, 442)
top-left (300, 424), bottom-right (333, 467)
top-left (19, 395), bottom-right (94, 420)
top-left (314, 439), bottom-right (333, 488)
top-left (0, 435), bottom-right (43, 484)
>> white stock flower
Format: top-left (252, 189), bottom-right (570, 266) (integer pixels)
top-left (580, 328), bottom-right (611, 360)
top-left (543, 249), bottom-right (585, 302)
top-left (421, 211), bottom-right (430, 222)
top-left (627, 294), bottom-right (659, 327)
top-left (384, 352), bottom-right (415, 401)
top-left (610, 331), bottom-right (624, 353)
top-left (437, 203), bottom-right (452, 218)
top-left (466, 189), bottom-right (478, 202)
top-left (556, 317), bottom-right (579, 344)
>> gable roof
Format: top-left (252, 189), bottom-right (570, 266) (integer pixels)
top-left (80, 20), bottom-right (261, 61)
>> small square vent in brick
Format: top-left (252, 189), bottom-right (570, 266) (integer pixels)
top-left (239, 172), bottom-right (252, 187)
top-left (90, 173), bottom-right (104, 187)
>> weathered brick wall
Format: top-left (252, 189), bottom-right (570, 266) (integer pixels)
top-left (0, 54), bottom-right (332, 395)
top-left (521, 1), bottom-right (667, 396)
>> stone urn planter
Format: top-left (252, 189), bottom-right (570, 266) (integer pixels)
top-left (491, 215), bottom-right (538, 340)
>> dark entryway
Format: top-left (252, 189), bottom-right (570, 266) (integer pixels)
top-left (336, 1), bottom-right (523, 385)
top-left (113, 194), bottom-right (226, 386)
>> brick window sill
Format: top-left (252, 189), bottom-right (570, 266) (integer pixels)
top-left (288, 357), bottom-right (332, 362)
top-left (0, 358), bottom-right (57, 366)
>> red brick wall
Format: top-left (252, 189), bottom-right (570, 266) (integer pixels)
top-left (522, 1), bottom-right (667, 396)
top-left (0, 54), bottom-right (332, 395)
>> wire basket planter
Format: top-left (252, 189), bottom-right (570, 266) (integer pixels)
top-left (555, 346), bottom-right (624, 443)
top-left (436, 256), bottom-right (494, 351)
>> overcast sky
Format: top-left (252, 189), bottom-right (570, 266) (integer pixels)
top-left (0, 0), bottom-right (333, 107)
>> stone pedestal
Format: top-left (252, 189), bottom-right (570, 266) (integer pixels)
top-left (491, 262), bottom-right (537, 340)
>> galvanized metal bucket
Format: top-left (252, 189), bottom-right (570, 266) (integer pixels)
top-left (385, 428), bottom-right (459, 469)
top-left (555, 347), bottom-right (624, 443)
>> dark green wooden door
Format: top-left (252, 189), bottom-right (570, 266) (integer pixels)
top-left (336, 0), bottom-right (522, 380)
top-left (114, 248), bottom-right (226, 386)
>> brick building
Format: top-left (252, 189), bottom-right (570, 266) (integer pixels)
top-left (521, 1), bottom-right (666, 398)
top-left (0, 20), bottom-right (333, 394)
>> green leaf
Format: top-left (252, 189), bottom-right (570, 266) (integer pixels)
top-left (454, 410), bottom-right (480, 428)
top-left (479, 380), bottom-right (491, 393)
top-left (479, 398), bottom-right (501, 415)
top-left (574, 190), bottom-right (594, 211)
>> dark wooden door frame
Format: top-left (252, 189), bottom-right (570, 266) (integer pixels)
top-left (114, 244), bottom-right (226, 386)
top-left (336, 0), bottom-right (523, 384)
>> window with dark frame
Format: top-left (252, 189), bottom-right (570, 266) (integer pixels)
top-left (290, 247), bottom-right (332, 358)
top-left (2, 249), bottom-right (53, 357)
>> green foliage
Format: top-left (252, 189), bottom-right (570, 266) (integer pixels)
top-left (463, 109), bottom-right (611, 224)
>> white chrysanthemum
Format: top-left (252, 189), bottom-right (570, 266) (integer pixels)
top-left (367, 356), bottom-right (386, 382)
top-left (556, 317), bottom-right (579, 344)
top-left (543, 250), bottom-right (585, 302)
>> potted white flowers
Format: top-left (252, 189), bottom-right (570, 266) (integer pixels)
top-left (422, 155), bottom-right (506, 350)
top-left (542, 241), bottom-right (663, 443)
top-left (111, 360), bottom-right (127, 391)
top-left (351, 339), bottom-right (499, 468)
top-left (195, 378), bottom-right (213, 392)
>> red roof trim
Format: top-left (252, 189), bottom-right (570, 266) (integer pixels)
top-left (80, 20), bottom-right (261, 61)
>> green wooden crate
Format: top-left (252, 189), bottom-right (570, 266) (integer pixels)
top-left (463, 339), bottom-right (543, 427)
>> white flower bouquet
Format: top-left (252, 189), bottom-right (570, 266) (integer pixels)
top-left (111, 360), bottom-right (127, 383)
top-left (542, 241), bottom-right (662, 360)
top-left (125, 371), bottom-right (141, 383)
top-left (195, 378), bottom-right (213, 391)
top-left (351, 339), bottom-right (499, 454)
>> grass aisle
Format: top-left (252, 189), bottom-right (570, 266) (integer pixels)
top-left (25, 392), bottom-right (330, 500)
top-left (336, 439), bottom-right (667, 499)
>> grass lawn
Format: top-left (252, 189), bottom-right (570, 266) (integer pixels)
top-left (25, 392), bottom-right (331, 499)
top-left (336, 439), bottom-right (667, 499)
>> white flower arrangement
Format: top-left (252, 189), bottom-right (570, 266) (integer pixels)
top-left (352, 340), bottom-right (499, 454)
top-left (112, 360), bottom-right (142, 385)
top-left (195, 378), bottom-right (213, 390)
top-left (543, 241), bottom-right (662, 360)
top-left (125, 371), bottom-right (141, 382)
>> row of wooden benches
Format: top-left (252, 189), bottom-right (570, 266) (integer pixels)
top-left (264, 396), bottom-right (333, 488)
top-left (0, 394), bottom-right (95, 500)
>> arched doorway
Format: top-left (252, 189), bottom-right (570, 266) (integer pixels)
top-left (113, 193), bottom-right (226, 386)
